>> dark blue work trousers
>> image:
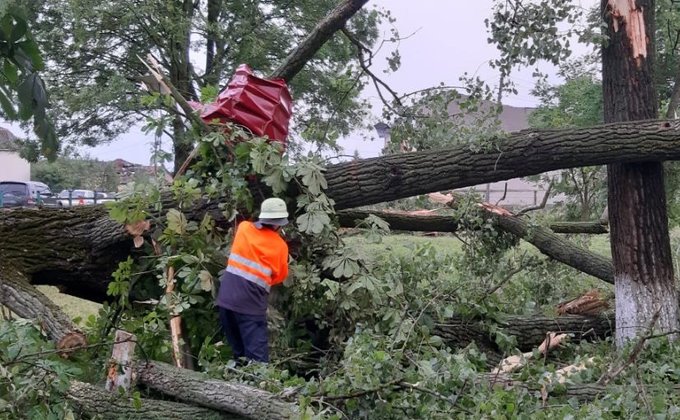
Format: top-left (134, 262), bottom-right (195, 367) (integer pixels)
top-left (218, 307), bottom-right (269, 363)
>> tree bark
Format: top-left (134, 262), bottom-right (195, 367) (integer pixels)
top-left (0, 264), bottom-right (86, 354)
top-left (338, 209), bottom-right (609, 234)
top-left (0, 206), bottom-right (131, 301)
top-left (135, 360), bottom-right (299, 420)
top-left (66, 380), bottom-right (238, 419)
top-left (270, 0), bottom-right (370, 81)
top-left (327, 120), bottom-right (680, 210)
top-left (491, 210), bottom-right (614, 284)
top-left (602, 0), bottom-right (679, 346)
top-left (435, 314), bottom-right (613, 358)
top-left (8, 121), bottom-right (680, 299)
top-left (547, 220), bottom-right (608, 234)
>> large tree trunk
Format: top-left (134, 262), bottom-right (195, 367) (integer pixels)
top-left (602, 0), bottom-right (679, 346)
top-left (0, 264), bottom-right (86, 353)
top-left (135, 361), bottom-right (299, 420)
top-left (435, 314), bottom-right (613, 360)
top-left (6, 121), bottom-right (680, 298)
top-left (66, 380), bottom-right (237, 419)
top-left (328, 120), bottom-right (680, 209)
top-left (0, 206), bottom-right (130, 301)
top-left (338, 210), bottom-right (609, 234)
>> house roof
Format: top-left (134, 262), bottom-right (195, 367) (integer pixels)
top-left (0, 127), bottom-right (19, 151)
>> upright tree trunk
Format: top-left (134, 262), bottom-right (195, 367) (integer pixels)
top-left (602, 0), bottom-right (679, 346)
top-left (170, 0), bottom-right (198, 171)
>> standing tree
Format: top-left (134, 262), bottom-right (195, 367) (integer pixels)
top-left (0, 3), bottom-right (57, 160)
top-left (602, 0), bottom-right (679, 345)
top-left (529, 62), bottom-right (606, 221)
top-left (28, 0), bottom-right (385, 168)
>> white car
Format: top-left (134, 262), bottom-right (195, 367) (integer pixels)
top-left (57, 189), bottom-right (96, 207)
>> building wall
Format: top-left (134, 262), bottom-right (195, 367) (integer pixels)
top-left (459, 178), bottom-right (566, 209)
top-left (0, 151), bottom-right (30, 181)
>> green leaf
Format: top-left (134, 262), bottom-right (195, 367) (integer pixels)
top-left (3, 60), bottom-right (17, 84)
top-left (17, 40), bottom-right (43, 70)
top-left (9, 17), bottom-right (26, 43)
top-left (296, 210), bottom-right (330, 235)
top-left (296, 162), bottom-right (327, 196)
top-left (198, 270), bottom-right (213, 292)
top-left (166, 209), bottom-right (187, 235)
top-left (263, 166), bottom-right (289, 194)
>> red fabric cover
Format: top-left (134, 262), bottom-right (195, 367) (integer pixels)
top-left (201, 64), bottom-right (292, 146)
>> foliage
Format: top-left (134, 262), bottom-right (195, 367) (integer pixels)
top-left (12, 2), bottom-right (680, 418)
top-left (486, 0), bottom-right (583, 100)
top-left (31, 157), bottom-right (120, 192)
top-left (527, 60), bottom-right (607, 221)
top-left (0, 1), bottom-right (57, 160)
top-left (28, 0), bottom-right (390, 164)
top-left (0, 319), bottom-right (78, 419)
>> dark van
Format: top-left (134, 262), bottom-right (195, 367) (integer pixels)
top-left (0, 181), bottom-right (52, 208)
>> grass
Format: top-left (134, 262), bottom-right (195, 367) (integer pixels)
top-left (37, 286), bottom-right (100, 324)
top-left (345, 233), bottom-right (463, 260)
top-left (41, 228), bottom-right (670, 321)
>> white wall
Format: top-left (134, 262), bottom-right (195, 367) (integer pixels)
top-left (0, 151), bottom-right (30, 181)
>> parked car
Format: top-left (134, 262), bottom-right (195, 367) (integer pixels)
top-left (0, 181), bottom-right (52, 208)
top-left (56, 189), bottom-right (117, 207)
top-left (56, 189), bottom-right (95, 207)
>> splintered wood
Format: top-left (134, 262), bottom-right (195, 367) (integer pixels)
top-left (557, 289), bottom-right (610, 316)
top-left (607, 0), bottom-right (648, 66)
top-left (492, 332), bottom-right (568, 374)
top-left (105, 330), bottom-right (137, 392)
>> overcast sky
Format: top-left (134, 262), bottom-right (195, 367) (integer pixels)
top-left (4, 0), bottom-right (598, 165)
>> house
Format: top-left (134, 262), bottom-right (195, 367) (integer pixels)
top-left (113, 158), bottom-right (172, 188)
top-left (0, 127), bottom-right (30, 182)
top-left (374, 99), bottom-right (563, 209)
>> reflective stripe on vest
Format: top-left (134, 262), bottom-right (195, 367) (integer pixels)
top-left (226, 265), bottom-right (272, 292)
top-left (228, 253), bottom-right (272, 276)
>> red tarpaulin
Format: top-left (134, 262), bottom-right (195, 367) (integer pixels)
top-left (197, 64), bottom-right (292, 147)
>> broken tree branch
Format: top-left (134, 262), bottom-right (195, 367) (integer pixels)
top-left (0, 264), bottom-right (86, 355)
top-left (134, 360), bottom-right (299, 420)
top-left (271, 0), bottom-right (370, 81)
top-left (327, 120), bottom-right (680, 209)
top-left (66, 380), bottom-right (233, 420)
top-left (337, 209), bottom-right (609, 234)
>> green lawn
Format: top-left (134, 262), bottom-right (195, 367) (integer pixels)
top-left (37, 285), bottom-right (100, 323)
top-left (41, 228), bottom-right (680, 321)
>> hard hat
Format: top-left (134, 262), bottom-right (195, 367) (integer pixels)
top-left (259, 197), bottom-right (288, 219)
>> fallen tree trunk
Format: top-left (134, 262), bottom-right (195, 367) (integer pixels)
top-left (328, 120), bottom-right (680, 209)
top-left (66, 380), bottom-right (237, 419)
top-left (337, 209), bottom-right (609, 234)
top-left (5, 120), bottom-right (680, 298)
top-left (339, 205), bottom-right (614, 284)
top-left (435, 314), bottom-right (614, 356)
top-left (0, 204), bottom-right (614, 300)
top-left (490, 210), bottom-right (613, 284)
top-left (0, 264), bottom-right (86, 353)
top-left (547, 220), bottom-right (608, 234)
top-left (0, 206), bottom-right (132, 300)
top-left (135, 360), bottom-right (299, 420)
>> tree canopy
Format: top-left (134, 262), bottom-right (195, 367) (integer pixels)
top-left (28, 0), bottom-right (389, 167)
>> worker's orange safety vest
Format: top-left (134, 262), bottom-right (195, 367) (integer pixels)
top-left (226, 221), bottom-right (288, 292)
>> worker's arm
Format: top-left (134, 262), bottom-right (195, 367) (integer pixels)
top-left (271, 242), bottom-right (289, 285)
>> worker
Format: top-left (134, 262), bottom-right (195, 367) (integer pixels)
top-left (216, 197), bottom-right (290, 363)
